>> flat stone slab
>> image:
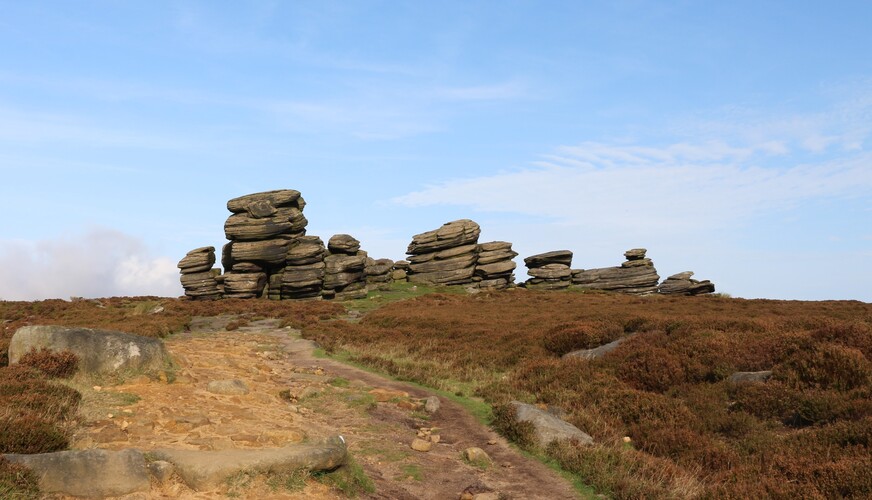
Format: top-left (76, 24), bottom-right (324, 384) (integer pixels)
top-left (207, 379), bottom-right (250, 395)
top-left (150, 436), bottom-right (348, 490)
top-left (510, 401), bottom-right (593, 448)
top-left (2, 448), bottom-right (150, 498)
top-left (9, 325), bottom-right (173, 381)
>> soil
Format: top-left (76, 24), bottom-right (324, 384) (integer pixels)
top-left (66, 316), bottom-right (580, 499)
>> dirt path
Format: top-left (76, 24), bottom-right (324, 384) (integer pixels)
top-left (68, 317), bottom-right (580, 499)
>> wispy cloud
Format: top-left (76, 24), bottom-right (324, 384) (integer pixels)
top-left (0, 228), bottom-right (181, 301)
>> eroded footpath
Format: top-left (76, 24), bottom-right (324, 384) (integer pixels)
top-left (69, 316), bottom-right (580, 499)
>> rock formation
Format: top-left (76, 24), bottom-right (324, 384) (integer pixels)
top-left (221, 190), bottom-right (308, 299)
top-left (281, 236), bottom-right (327, 300)
top-left (178, 247), bottom-right (222, 300)
top-left (658, 271), bottom-right (715, 295)
top-left (571, 248), bottom-right (659, 294)
top-left (322, 234), bottom-right (368, 300)
top-left (406, 220), bottom-right (481, 286)
top-left (474, 241), bottom-right (517, 289)
top-left (365, 257), bottom-right (395, 290)
top-left (524, 250), bottom-right (573, 290)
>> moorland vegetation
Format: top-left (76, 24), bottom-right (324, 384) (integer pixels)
top-left (1, 289), bottom-right (870, 498)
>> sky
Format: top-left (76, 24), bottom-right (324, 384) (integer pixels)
top-left (1, 1), bottom-right (870, 302)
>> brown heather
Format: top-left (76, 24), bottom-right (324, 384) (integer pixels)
top-left (300, 290), bottom-right (872, 498)
top-left (1, 291), bottom-right (870, 497)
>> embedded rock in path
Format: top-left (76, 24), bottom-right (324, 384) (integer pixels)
top-left (150, 436), bottom-right (347, 490)
top-left (1, 448), bottom-right (150, 497)
top-left (509, 401), bottom-right (593, 448)
top-left (658, 271), bottom-right (716, 295)
top-left (571, 248), bottom-right (659, 294)
top-left (207, 379), bottom-right (250, 395)
top-left (9, 325), bottom-right (172, 380)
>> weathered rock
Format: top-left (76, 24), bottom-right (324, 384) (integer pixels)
top-left (207, 379), bottom-right (250, 395)
top-left (1, 448), bottom-right (150, 497)
top-left (571, 248), bottom-right (660, 294)
top-left (407, 266), bottom-right (476, 286)
top-left (327, 234), bottom-right (361, 254)
top-left (624, 248), bottom-right (647, 260)
top-left (223, 272), bottom-right (267, 297)
top-left (391, 269), bottom-right (408, 281)
top-left (509, 401), bottom-right (593, 447)
top-left (408, 252), bottom-right (477, 274)
top-left (150, 436), bottom-right (347, 490)
top-left (9, 325), bottom-right (173, 380)
top-left (231, 262), bottom-right (263, 273)
top-left (658, 271), bottom-right (716, 295)
top-left (224, 208), bottom-right (307, 241)
top-left (463, 447), bottom-right (492, 465)
top-left (407, 219), bottom-right (481, 255)
top-left (324, 254), bottom-right (367, 274)
top-left (178, 247), bottom-right (216, 273)
top-left (727, 371), bottom-right (773, 384)
top-left (524, 250), bottom-right (573, 269)
top-left (227, 239), bottom-right (291, 266)
top-left (528, 264), bottom-right (572, 280)
top-left (411, 438), bottom-right (432, 452)
top-left (424, 395), bottom-right (441, 414)
top-left (227, 189), bottom-right (304, 214)
top-left (563, 336), bottom-right (629, 360)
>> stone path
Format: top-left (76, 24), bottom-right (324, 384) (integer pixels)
top-left (67, 317), bottom-right (580, 499)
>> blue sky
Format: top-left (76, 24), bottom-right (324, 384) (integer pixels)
top-left (1, 1), bottom-right (870, 301)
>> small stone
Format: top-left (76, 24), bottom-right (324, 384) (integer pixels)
top-left (207, 379), bottom-right (249, 395)
top-left (622, 436), bottom-right (632, 443)
top-left (463, 447), bottom-right (491, 466)
top-left (487, 439), bottom-right (497, 445)
top-left (429, 435), bottom-right (441, 444)
top-left (424, 395), bottom-right (440, 414)
top-left (411, 438), bottom-right (432, 452)
top-left (147, 460), bottom-right (175, 484)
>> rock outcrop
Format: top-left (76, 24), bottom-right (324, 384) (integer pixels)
top-left (322, 234), bottom-right (368, 300)
top-left (178, 247), bottom-right (222, 300)
top-left (508, 401), bottom-right (593, 447)
top-left (281, 236), bottom-right (327, 300)
top-left (658, 271), bottom-right (715, 295)
top-left (9, 325), bottom-right (173, 381)
top-left (474, 241), bottom-right (517, 289)
top-left (406, 220), bottom-right (481, 286)
top-left (524, 250), bottom-right (573, 290)
top-left (222, 190), bottom-right (308, 299)
top-left (571, 248), bottom-right (659, 294)
top-left (365, 257), bottom-right (395, 290)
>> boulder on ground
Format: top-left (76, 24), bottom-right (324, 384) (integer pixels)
top-left (727, 371), bottom-right (773, 384)
top-left (9, 325), bottom-right (173, 381)
top-left (562, 336), bottom-right (629, 360)
top-left (509, 401), bottom-right (593, 447)
top-left (1, 448), bottom-right (150, 498)
top-left (658, 271), bottom-right (716, 295)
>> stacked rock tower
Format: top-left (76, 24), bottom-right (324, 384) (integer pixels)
top-left (571, 248), bottom-right (660, 294)
top-left (406, 219), bottom-right (481, 286)
top-left (523, 250), bottom-right (573, 290)
top-left (322, 234), bottom-right (368, 300)
top-left (474, 242), bottom-right (517, 289)
top-left (178, 247), bottom-right (222, 300)
top-left (282, 236), bottom-right (327, 300)
top-left (221, 190), bottom-right (308, 299)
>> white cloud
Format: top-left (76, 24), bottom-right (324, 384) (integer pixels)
top-left (394, 141), bottom-right (872, 236)
top-left (0, 228), bottom-right (182, 301)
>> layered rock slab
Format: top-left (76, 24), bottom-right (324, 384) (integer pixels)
top-left (572, 248), bottom-right (660, 294)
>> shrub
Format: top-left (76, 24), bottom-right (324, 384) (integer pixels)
top-left (0, 413), bottom-right (69, 453)
top-left (616, 347), bottom-right (686, 392)
top-left (491, 403), bottom-right (537, 449)
top-left (0, 457), bottom-right (39, 499)
top-left (542, 321), bottom-right (623, 356)
top-left (18, 348), bottom-right (78, 379)
top-left (774, 344), bottom-right (872, 392)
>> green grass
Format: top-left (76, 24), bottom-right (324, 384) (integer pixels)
top-left (312, 456), bottom-right (375, 497)
top-left (398, 463), bottom-right (423, 481)
top-left (328, 377), bottom-right (350, 387)
top-left (341, 281), bottom-right (466, 314)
